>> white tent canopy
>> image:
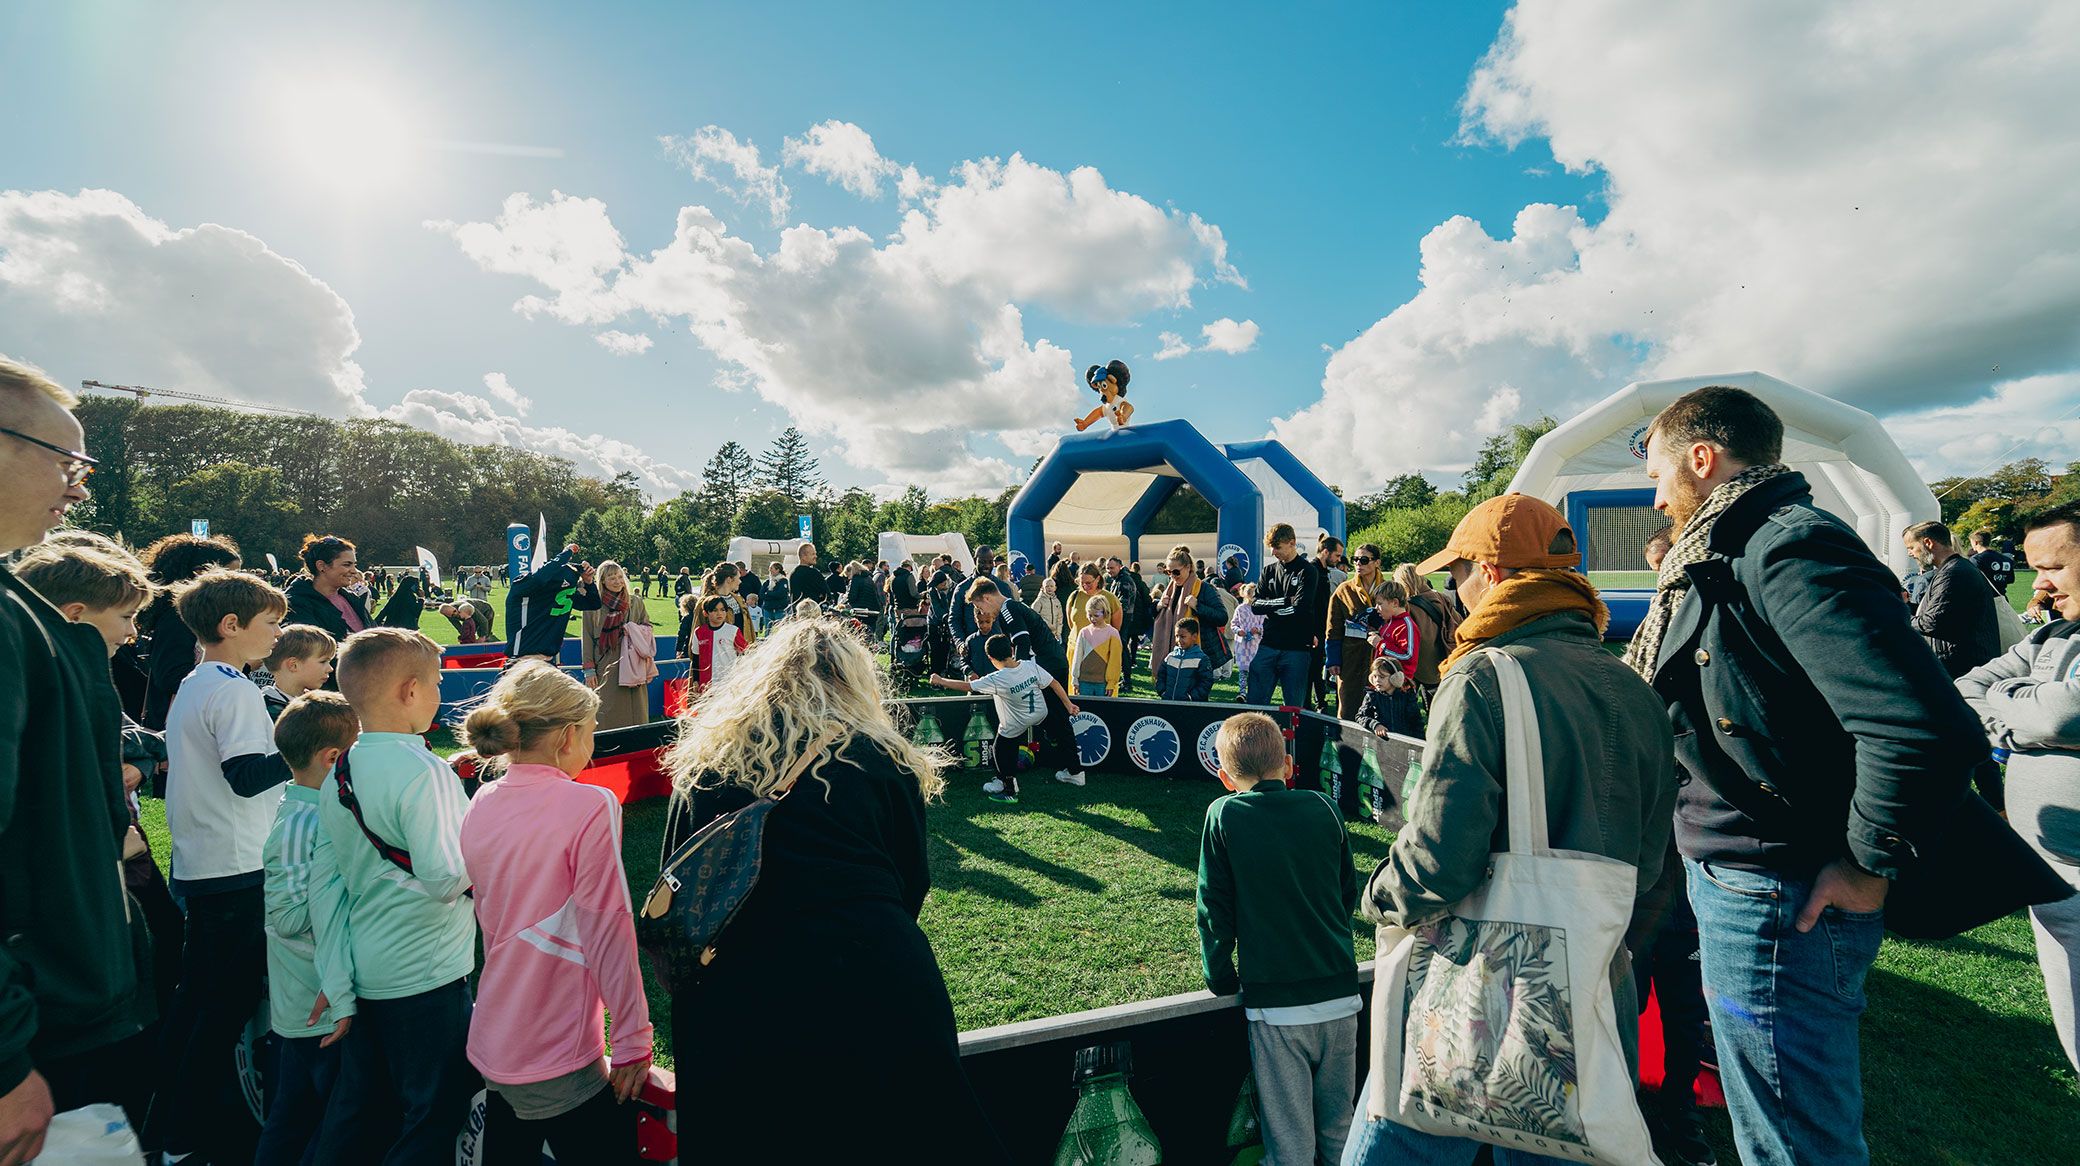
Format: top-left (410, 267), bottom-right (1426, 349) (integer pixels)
top-left (877, 532), bottom-right (976, 573)
top-left (1508, 371), bottom-right (1936, 576)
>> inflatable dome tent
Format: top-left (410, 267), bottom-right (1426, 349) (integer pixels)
top-left (1507, 371), bottom-right (1938, 639)
top-left (1005, 419), bottom-right (1345, 579)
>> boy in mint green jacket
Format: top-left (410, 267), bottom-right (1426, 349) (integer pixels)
top-left (307, 628), bottom-right (478, 1164)
top-left (1198, 711), bottom-right (1361, 1166)
top-left (258, 690), bottom-right (359, 1165)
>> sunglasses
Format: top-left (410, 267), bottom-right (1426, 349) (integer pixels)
top-left (1352, 555), bottom-right (1377, 565)
top-left (2, 427), bottom-right (97, 487)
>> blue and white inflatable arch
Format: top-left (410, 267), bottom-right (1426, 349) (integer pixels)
top-left (1006, 419), bottom-right (1344, 574)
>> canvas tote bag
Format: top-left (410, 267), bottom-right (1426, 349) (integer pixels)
top-left (1367, 647), bottom-right (1659, 1163)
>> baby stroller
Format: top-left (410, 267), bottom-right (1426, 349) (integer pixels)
top-left (890, 605), bottom-right (931, 686)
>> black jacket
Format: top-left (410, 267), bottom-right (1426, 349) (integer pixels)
top-left (888, 568), bottom-right (922, 611)
top-left (962, 598), bottom-right (1070, 683)
top-left (846, 573), bottom-right (883, 612)
top-left (1911, 555), bottom-right (2003, 678)
top-left (283, 575), bottom-right (374, 641)
top-left (0, 566), bottom-right (147, 1091)
top-left (376, 574), bottom-right (428, 630)
top-left (789, 564), bottom-right (828, 607)
top-left (1648, 473), bottom-right (1985, 878)
top-left (1250, 553), bottom-right (1325, 652)
top-left (139, 598), bottom-right (199, 731)
top-left (505, 549), bottom-right (599, 659)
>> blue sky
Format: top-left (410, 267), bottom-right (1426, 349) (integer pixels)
top-left (4, 2), bottom-right (2077, 498)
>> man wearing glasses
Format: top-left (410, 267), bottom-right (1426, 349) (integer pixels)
top-left (0, 358), bottom-right (152, 1166)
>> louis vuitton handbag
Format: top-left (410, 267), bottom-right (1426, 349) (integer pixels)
top-left (636, 725), bottom-right (839, 981)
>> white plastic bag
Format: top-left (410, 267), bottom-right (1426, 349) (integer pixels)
top-left (33, 1104), bottom-right (142, 1164)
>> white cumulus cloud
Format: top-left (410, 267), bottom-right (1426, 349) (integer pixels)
top-left (0, 188), bottom-right (370, 415)
top-left (1199, 317), bottom-right (1259, 355)
top-left (1154, 331), bottom-right (1192, 361)
top-left (436, 144), bottom-right (1243, 493)
top-left (783, 120), bottom-right (899, 198)
top-left (426, 192), bottom-right (627, 325)
top-left (481, 371), bottom-right (532, 415)
top-left (660, 126), bottom-right (791, 227)
top-left (1276, 0), bottom-right (2080, 490)
top-left (592, 330), bottom-right (653, 356)
top-left (384, 385), bottom-right (698, 494)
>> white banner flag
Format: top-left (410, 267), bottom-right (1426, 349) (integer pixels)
top-left (415, 546), bottom-right (442, 591)
top-left (533, 514), bottom-right (548, 572)
top-left (265, 552), bottom-right (280, 572)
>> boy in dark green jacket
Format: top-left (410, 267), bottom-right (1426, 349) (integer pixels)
top-left (1198, 711), bottom-right (1360, 1166)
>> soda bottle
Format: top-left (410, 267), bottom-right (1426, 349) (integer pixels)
top-left (1357, 746), bottom-right (1387, 819)
top-left (910, 710), bottom-right (945, 748)
top-left (1052, 1041), bottom-right (1162, 1165)
top-left (1225, 1071), bottom-right (1264, 1164)
top-left (1400, 752), bottom-right (1425, 806)
top-left (963, 709), bottom-right (995, 769)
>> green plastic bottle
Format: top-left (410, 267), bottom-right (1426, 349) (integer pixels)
top-left (962, 709), bottom-right (995, 769)
top-left (1400, 752), bottom-right (1425, 805)
top-left (911, 710), bottom-right (945, 748)
top-left (1357, 747), bottom-right (1387, 819)
top-left (1225, 1071), bottom-right (1264, 1164)
top-left (1053, 1041), bottom-right (1162, 1165)
top-left (1319, 737), bottom-right (1343, 804)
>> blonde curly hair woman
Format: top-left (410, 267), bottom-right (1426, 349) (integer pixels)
top-left (655, 616), bottom-right (1006, 1161)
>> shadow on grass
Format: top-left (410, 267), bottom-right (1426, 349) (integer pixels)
top-left (1048, 801), bottom-right (1202, 872)
top-left (1859, 964), bottom-right (2079, 1164)
top-left (930, 810), bottom-right (1107, 900)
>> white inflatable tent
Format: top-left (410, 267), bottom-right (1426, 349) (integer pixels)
top-left (877, 532), bottom-right (976, 574)
top-left (1507, 371), bottom-right (1936, 578)
top-left (725, 536), bottom-right (814, 578)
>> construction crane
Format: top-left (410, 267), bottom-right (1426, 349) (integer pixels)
top-left (80, 379), bottom-right (324, 418)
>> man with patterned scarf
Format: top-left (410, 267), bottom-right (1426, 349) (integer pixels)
top-left (1344, 493), bottom-right (1675, 1165)
top-left (1630, 385), bottom-right (1984, 1166)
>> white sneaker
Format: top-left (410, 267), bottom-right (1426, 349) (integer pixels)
top-left (983, 778), bottom-right (1006, 794)
top-left (1054, 770), bottom-right (1087, 787)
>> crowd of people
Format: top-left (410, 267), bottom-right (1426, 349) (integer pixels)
top-left (5, 353), bottom-right (2080, 1166)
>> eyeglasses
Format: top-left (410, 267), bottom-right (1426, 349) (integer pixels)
top-left (1352, 555), bottom-right (1377, 565)
top-left (1, 427), bottom-right (97, 486)
top-left (1165, 568), bottom-right (1184, 576)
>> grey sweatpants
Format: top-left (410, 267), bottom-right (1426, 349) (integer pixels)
top-left (1249, 1014), bottom-right (1360, 1166)
top-left (2009, 766), bottom-right (2080, 1075)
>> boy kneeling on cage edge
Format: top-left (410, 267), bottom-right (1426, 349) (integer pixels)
top-left (1197, 710), bottom-right (1361, 1166)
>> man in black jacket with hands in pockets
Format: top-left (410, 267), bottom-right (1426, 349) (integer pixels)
top-left (1628, 385), bottom-right (1986, 1166)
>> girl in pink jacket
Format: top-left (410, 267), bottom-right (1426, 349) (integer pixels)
top-left (459, 660), bottom-right (653, 1162)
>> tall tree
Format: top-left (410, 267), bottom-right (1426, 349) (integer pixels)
top-left (694, 441), bottom-right (757, 519)
top-left (757, 427), bottom-right (824, 512)
top-left (1463, 417), bottom-right (1559, 501)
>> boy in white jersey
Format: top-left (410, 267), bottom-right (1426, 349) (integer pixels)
top-left (157, 567), bottom-right (292, 1164)
top-left (929, 633), bottom-right (1078, 804)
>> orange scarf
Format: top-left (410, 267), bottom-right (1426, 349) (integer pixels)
top-left (1439, 569), bottom-right (1610, 675)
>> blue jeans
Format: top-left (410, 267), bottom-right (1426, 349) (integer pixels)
top-left (1077, 680), bottom-right (1110, 697)
top-left (1686, 858), bottom-right (1883, 1166)
top-left (1245, 645), bottom-right (1313, 706)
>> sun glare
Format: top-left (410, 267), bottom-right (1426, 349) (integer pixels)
top-left (265, 73), bottom-right (420, 196)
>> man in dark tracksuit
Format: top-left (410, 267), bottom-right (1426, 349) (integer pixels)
top-left (959, 580), bottom-right (1086, 783)
top-left (1903, 520), bottom-right (2003, 679)
top-left (788, 544), bottom-right (828, 611)
top-left (1632, 385), bottom-right (1984, 1166)
top-left (0, 365), bottom-right (154, 1157)
top-left (504, 543), bottom-right (600, 661)
top-left (1245, 524), bottom-right (1323, 707)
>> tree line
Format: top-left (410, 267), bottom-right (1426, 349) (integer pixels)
top-left (68, 397), bottom-right (1017, 572)
top-left (75, 393), bottom-right (2045, 581)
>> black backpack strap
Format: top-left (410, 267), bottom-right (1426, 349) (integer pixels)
top-left (333, 753), bottom-right (415, 873)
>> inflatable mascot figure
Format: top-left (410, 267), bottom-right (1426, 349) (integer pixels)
top-left (1075, 360), bottom-right (1134, 432)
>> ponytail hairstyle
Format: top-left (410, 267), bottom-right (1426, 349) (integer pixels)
top-left (461, 659), bottom-right (599, 772)
top-left (299, 533), bottom-right (356, 575)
